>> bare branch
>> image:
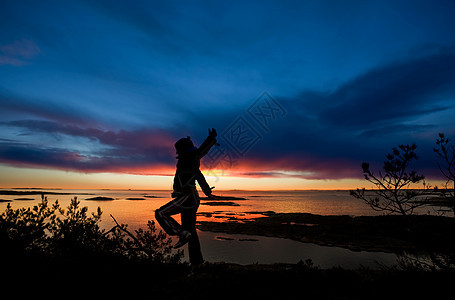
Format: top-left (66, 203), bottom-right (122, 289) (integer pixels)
top-left (109, 214), bottom-right (150, 257)
top-left (352, 144), bottom-right (429, 215)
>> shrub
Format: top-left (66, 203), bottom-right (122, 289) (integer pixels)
top-left (0, 196), bottom-right (183, 264)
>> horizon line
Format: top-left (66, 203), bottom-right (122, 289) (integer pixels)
top-left (1, 187), bottom-right (449, 192)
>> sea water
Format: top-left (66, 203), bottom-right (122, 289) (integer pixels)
top-left (0, 189), bottom-right (398, 268)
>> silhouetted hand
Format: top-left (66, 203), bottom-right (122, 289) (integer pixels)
top-left (206, 194), bottom-right (219, 200)
top-left (208, 128), bottom-right (217, 138)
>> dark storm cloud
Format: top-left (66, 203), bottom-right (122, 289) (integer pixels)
top-left (0, 119), bottom-right (177, 173)
top-left (0, 140), bottom-right (169, 174)
top-left (0, 89), bottom-right (95, 125)
top-left (0, 141), bottom-right (93, 171)
top-left (209, 49), bottom-right (455, 179)
top-left (320, 49), bottom-right (455, 128)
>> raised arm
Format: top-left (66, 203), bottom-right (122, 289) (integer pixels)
top-left (196, 128), bottom-right (218, 158)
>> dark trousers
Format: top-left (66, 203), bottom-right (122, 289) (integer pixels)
top-left (181, 206), bottom-right (203, 266)
top-left (155, 193), bottom-right (203, 265)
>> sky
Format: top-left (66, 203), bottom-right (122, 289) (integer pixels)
top-left (1, 0), bottom-right (455, 190)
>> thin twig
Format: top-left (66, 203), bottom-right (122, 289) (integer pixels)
top-left (110, 214), bottom-right (149, 257)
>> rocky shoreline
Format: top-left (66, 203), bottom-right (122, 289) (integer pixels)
top-left (197, 212), bottom-right (455, 253)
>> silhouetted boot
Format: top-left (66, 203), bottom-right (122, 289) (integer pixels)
top-left (174, 230), bottom-right (192, 249)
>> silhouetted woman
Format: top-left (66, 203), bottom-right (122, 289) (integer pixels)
top-left (155, 128), bottom-right (217, 266)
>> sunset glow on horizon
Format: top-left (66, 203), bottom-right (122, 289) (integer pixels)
top-left (0, 164), bottom-right (445, 192)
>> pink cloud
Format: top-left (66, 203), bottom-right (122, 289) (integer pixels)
top-left (0, 39), bottom-right (41, 66)
top-left (0, 55), bottom-right (28, 66)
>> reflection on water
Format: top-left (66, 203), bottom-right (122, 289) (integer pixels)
top-left (1, 189), bottom-right (386, 230)
top-left (1, 189), bottom-right (400, 268)
top-left (197, 231), bottom-right (397, 269)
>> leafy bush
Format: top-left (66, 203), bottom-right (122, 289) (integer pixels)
top-left (0, 196), bottom-right (183, 264)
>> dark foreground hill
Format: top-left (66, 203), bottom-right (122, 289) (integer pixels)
top-left (4, 256), bottom-right (454, 300)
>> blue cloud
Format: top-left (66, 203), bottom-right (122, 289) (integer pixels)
top-left (217, 49), bottom-right (455, 178)
top-left (1, 0), bottom-right (455, 181)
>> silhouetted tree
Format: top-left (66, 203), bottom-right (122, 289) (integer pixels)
top-left (0, 195), bottom-right (58, 256)
top-left (434, 133), bottom-right (455, 215)
top-left (351, 144), bottom-right (431, 215)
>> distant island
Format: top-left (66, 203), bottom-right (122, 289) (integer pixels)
top-left (85, 196), bottom-right (115, 201)
top-left (0, 190), bottom-right (93, 196)
top-left (199, 196), bottom-right (247, 200)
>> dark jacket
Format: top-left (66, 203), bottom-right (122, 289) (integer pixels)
top-left (172, 134), bottom-right (217, 197)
